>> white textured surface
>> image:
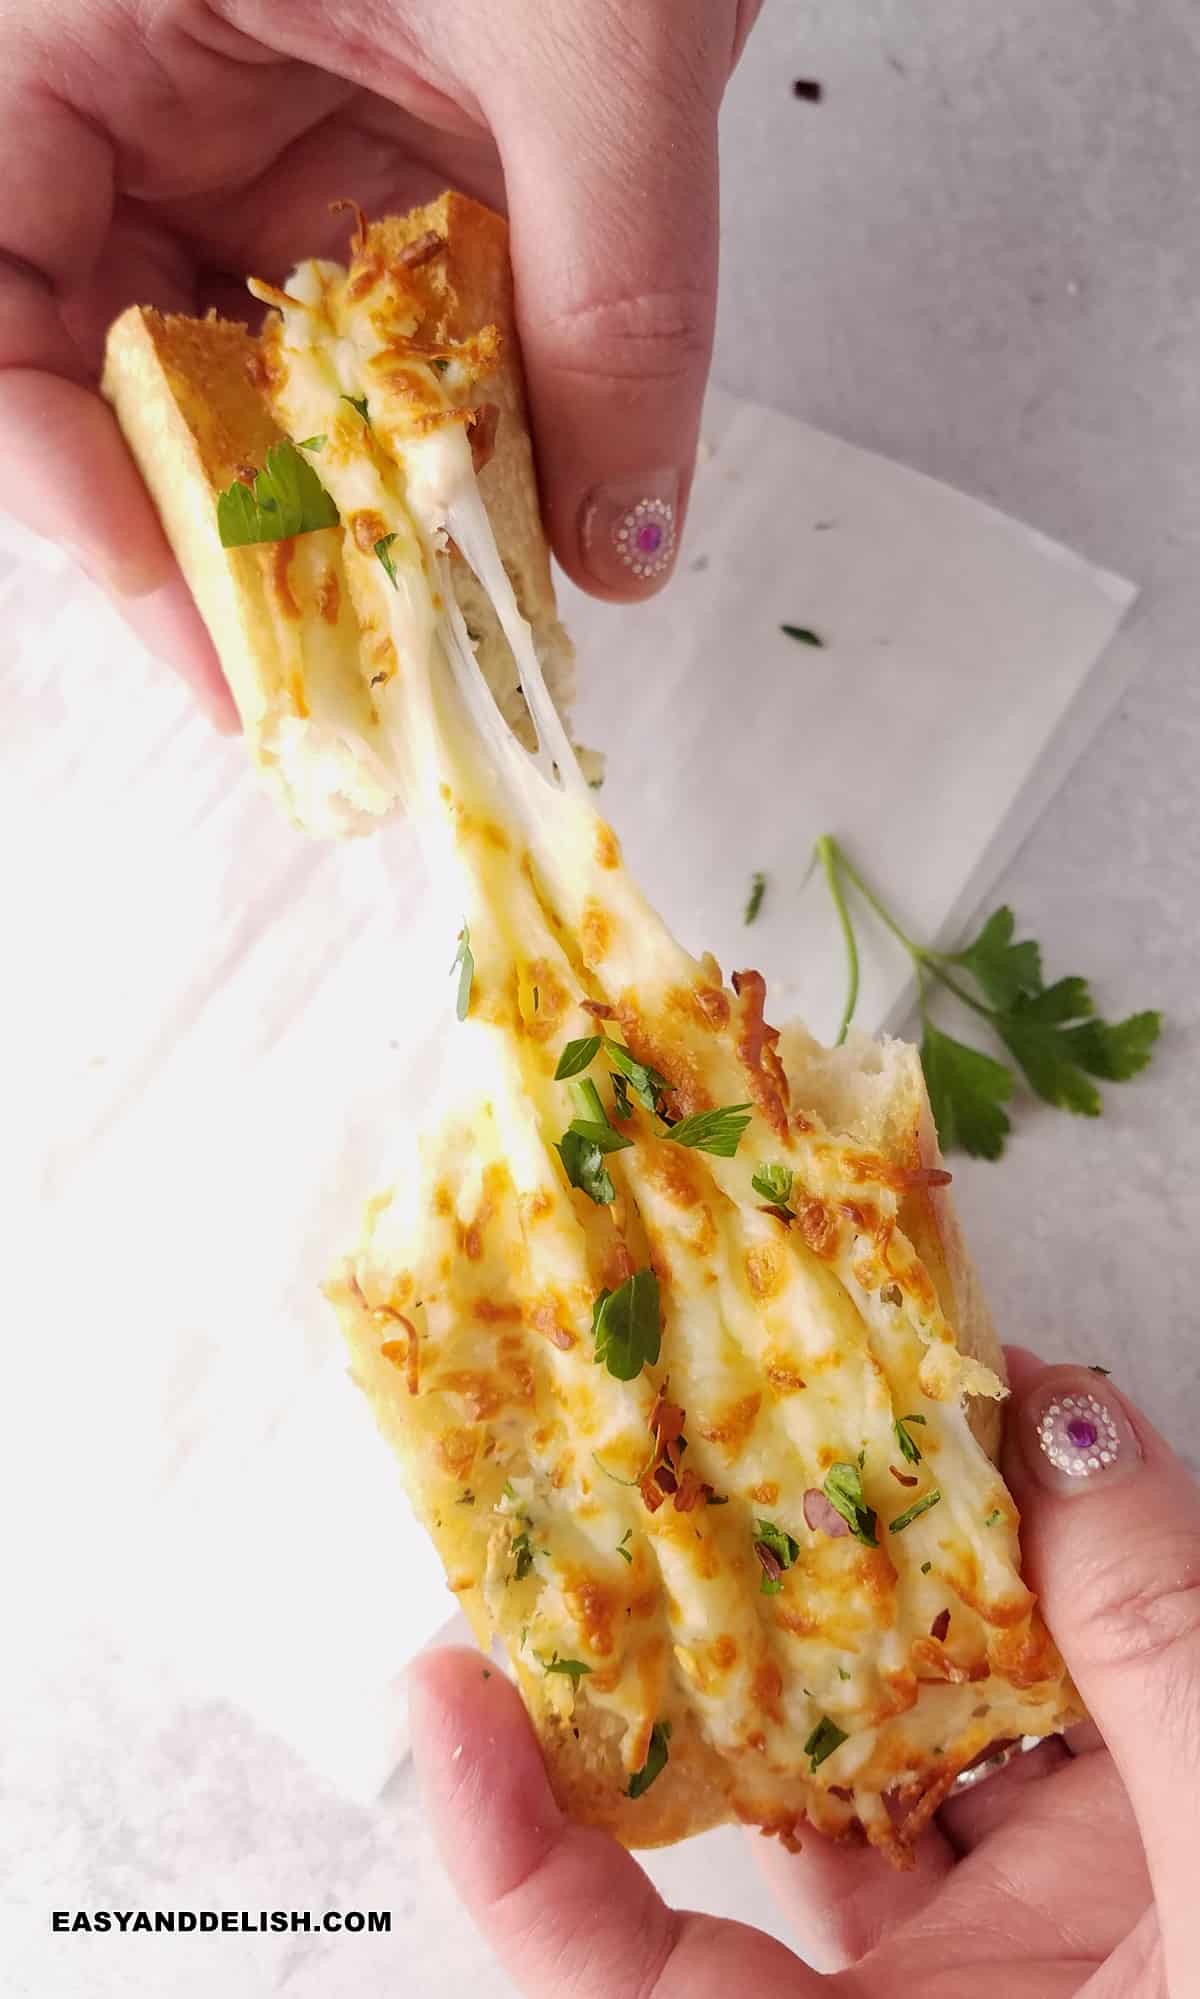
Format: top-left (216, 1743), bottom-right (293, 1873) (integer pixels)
top-left (6, 6), bottom-right (1200, 1996)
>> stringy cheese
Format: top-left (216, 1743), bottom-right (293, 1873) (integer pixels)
top-left (256, 242), bottom-right (1074, 1858)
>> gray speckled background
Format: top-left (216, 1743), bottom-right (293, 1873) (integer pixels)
top-left (6, 5), bottom-right (1199, 1994)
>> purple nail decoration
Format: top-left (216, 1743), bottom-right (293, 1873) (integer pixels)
top-left (614, 498), bottom-right (676, 578)
top-left (1036, 1392), bottom-right (1121, 1477)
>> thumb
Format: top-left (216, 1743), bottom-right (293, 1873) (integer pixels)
top-left (409, 1647), bottom-right (809, 1998)
top-left (1005, 1361), bottom-right (1200, 1986)
top-left (483, 2), bottom-right (732, 602)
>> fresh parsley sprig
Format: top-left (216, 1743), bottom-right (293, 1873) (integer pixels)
top-left (754, 1518), bottom-right (800, 1595)
top-left (627, 1720), bottom-right (671, 1798)
top-left (551, 1034), bottom-right (752, 1159)
top-left (816, 836), bottom-right (1160, 1160)
top-left (823, 1462), bottom-right (878, 1546)
top-left (894, 1415), bottom-right (926, 1467)
top-left (216, 439), bottom-right (339, 546)
top-left (667, 1104), bottom-right (753, 1157)
top-left (450, 923), bottom-right (474, 1021)
top-left (590, 1269), bottom-right (661, 1380)
top-left (804, 1715), bottom-right (848, 1772)
top-left (752, 1162), bottom-right (795, 1209)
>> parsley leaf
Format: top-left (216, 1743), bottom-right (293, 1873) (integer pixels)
top-left (511, 1530), bottom-right (534, 1581)
top-left (894, 1415), bottom-right (926, 1467)
top-left (1061, 1011), bottom-right (1161, 1081)
top-left (889, 1489), bottom-right (942, 1534)
top-left (544, 1654), bottom-right (592, 1681)
top-left (450, 924), bottom-right (474, 1021)
top-left (374, 533), bottom-right (399, 586)
top-left (567, 1119), bottom-right (634, 1156)
top-left (556, 1130), bottom-right (616, 1206)
top-left (591, 1270), bottom-right (661, 1381)
top-left (985, 1508), bottom-right (1002, 1527)
top-left (754, 1517), bottom-right (800, 1594)
top-left (782, 624), bottom-right (825, 647)
top-left (823, 1463), bottom-right (878, 1546)
top-left (920, 1023), bottom-right (1012, 1161)
top-left (951, 906), bottom-right (1043, 1010)
top-left (611, 1072), bottom-right (633, 1120)
top-left (804, 1715), bottom-right (848, 1771)
top-left (604, 1038), bottom-right (671, 1115)
top-left (627, 1720), bottom-right (671, 1798)
top-left (216, 439), bottom-right (339, 546)
top-left (745, 871), bottom-right (767, 924)
top-left (295, 434), bottom-right (326, 451)
top-left (667, 1104), bottom-right (753, 1157)
top-left (341, 392), bottom-right (370, 424)
top-left (752, 1162), bottom-right (794, 1207)
top-left (555, 1035), bottom-right (602, 1080)
top-left (565, 1078), bottom-right (633, 1153)
top-left (616, 1529), bottom-right (633, 1564)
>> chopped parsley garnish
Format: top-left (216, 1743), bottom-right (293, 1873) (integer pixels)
top-left (627, 1720), bottom-right (671, 1799)
top-left (611, 1071), bottom-right (633, 1120)
top-left (616, 1529), bottom-right (633, 1564)
top-left (985, 1508), bottom-right (1002, 1527)
top-left (511, 1530), bottom-right (534, 1581)
top-left (604, 1038), bottom-right (672, 1116)
top-left (836, 1665), bottom-right (851, 1681)
top-left (216, 439), bottom-right (340, 546)
top-left (754, 1518), bottom-right (800, 1596)
top-left (590, 1269), bottom-right (661, 1381)
top-left (556, 1130), bottom-right (616, 1205)
top-left (374, 533), bottom-right (399, 586)
top-left (782, 625), bottom-right (825, 648)
top-left (667, 1104), bottom-right (753, 1157)
top-left (295, 434), bottom-right (326, 451)
top-left (450, 923), bottom-right (474, 1021)
top-left (894, 1415), bottom-right (926, 1467)
top-left (889, 1489), bottom-right (942, 1534)
top-left (752, 1162), bottom-right (794, 1208)
top-left (745, 871), bottom-right (767, 924)
top-left (341, 392), bottom-right (370, 424)
top-left (804, 1715), bottom-right (848, 1772)
top-left (823, 1462), bottom-right (878, 1546)
top-left (815, 834), bottom-right (1160, 1159)
top-left (920, 1560), bottom-right (933, 1575)
top-left (557, 1076), bottom-right (632, 1196)
top-left (554, 1035), bottom-right (602, 1080)
top-left (543, 1654), bottom-right (592, 1681)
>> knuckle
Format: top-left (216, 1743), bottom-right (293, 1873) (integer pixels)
top-left (1074, 1539), bottom-right (1200, 1677)
top-left (540, 284), bottom-right (713, 389)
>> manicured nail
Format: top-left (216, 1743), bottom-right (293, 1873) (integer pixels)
top-left (578, 472), bottom-right (680, 592)
top-left (1021, 1374), bottom-right (1142, 1494)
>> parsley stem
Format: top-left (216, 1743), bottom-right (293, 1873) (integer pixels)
top-left (923, 962), bottom-right (997, 1019)
top-left (816, 837), bottom-right (859, 1046)
top-left (819, 838), bottom-right (997, 1025)
top-left (818, 836), bottom-right (921, 957)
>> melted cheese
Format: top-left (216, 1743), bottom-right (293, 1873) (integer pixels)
top-left (257, 242), bottom-right (1075, 1857)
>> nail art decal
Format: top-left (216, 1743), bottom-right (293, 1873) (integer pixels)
top-left (1036, 1391), bottom-right (1122, 1478)
top-left (614, 498), bottom-right (676, 578)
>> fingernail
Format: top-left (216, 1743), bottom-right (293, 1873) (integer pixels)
top-left (1021, 1374), bottom-right (1142, 1495)
top-left (578, 472), bottom-right (680, 592)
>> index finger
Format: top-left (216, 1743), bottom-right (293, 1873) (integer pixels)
top-left (410, 1647), bottom-right (811, 1999)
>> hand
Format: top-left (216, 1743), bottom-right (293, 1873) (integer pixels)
top-left (0, 0), bottom-right (761, 728)
top-left (412, 1351), bottom-right (1200, 1995)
